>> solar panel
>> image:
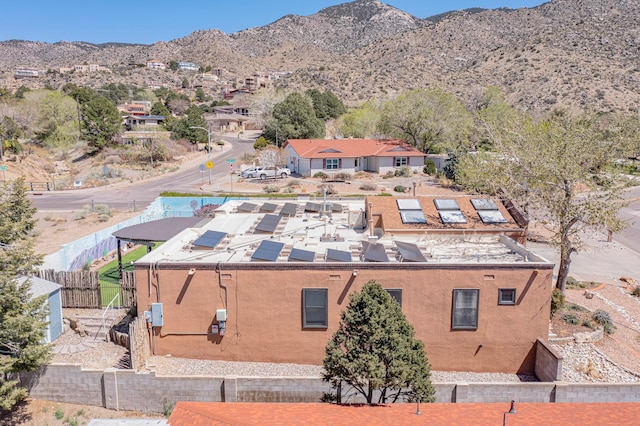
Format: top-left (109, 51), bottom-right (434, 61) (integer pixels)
top-left (260, 203), bottom-right (278, 213)
top-left (305, 202), bottom-right (322, 212)
top-left (280, 203), bottom-right (298, 216)
top-left (434, 199), bottom-right (461, 210)
top-left (255, 214), bottom-right (282, 233)
top-left (395, 241), bottom-right (428, 262)
top-left (397, 199), bottom-right (421, 210)
top-left (471, 198), bottom-right (499, 210)
top-left (477, 210), bottom-right (508, 224)
top-left (237, 202), bottom-right (258, 212)
top-left (361, 241), bottom-right (390, 262)
top-left (251, 240), bottom-right (285, 262)
top-left (439, 210), bottom-right (467, 224)
top-left (192, 230), bottom-right (227, 249)
top-left (326, 248), bottom-right (352, 262)
top-left (288, 248), bottom-right (316, 262)
top-left (400, 210), bottom-right (427, 224)
top-left (331, 203), bottom-right (343, 213)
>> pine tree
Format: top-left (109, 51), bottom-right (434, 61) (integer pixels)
top-left (323, 280), bottom-right (435, 404)
top-left (0, 178), bottom-right (51, 411)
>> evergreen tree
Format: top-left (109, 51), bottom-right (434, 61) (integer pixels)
top-left (0, 178), bottom-right (51, 411)
top-left (263, 92), bottom-right (325, 145)
top-left (323, 280), bottom-right (435, 404)
top-left (80, 96), bottom-right (122, 154)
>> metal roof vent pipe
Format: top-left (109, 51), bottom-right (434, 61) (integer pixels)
top-left (503, 400), bottom-right (517, 425)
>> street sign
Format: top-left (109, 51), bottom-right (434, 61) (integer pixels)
top-left (0, 165), bottom-right (6, 171)
top-left (199, 164), bottom-right (206, 172)
top-left (206, 161), bottom-right (214, 169)
top-left (226, 158), bottom-right (236, 163)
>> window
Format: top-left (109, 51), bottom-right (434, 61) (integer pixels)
top-left (385, 289), bottom-right (402, 307)
top-left (394, 157), bottom-right (407, 167)
top-left (303, 288), bottom-right (328, 328)
top-left (452, 289), bottom-right (479, 330)
top-left (498, 288), bottom-right (516, 305)
top-left (326, 159), bottom-right (339, 170)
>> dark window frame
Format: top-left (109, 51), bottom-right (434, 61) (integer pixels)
top-left (498, 288), bottom-right (517, 305)
top-left (452, 289), bottom-right (479, 330)
top-left (302, 288), bottom-right (328, 329)
top-left (325, 158), bottom-right (339, 170)
top-left (385, 289), bottom-right (402, 307)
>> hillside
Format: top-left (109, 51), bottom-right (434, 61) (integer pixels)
top-left (0, 0), bottom-right (638, 113)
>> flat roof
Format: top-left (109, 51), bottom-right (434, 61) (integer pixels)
top-left (135, 199), bottom-right (550, 267)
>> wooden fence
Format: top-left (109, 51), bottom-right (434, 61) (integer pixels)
top-left (37, 270), bottom-right (136, 309)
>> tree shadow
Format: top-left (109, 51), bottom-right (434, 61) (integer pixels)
top-left (0, 400), bottom-right (33, 426)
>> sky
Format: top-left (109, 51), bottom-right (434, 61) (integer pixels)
top-left (0, 0), bottom-right (547, 45)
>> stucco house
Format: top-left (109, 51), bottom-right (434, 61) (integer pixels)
top-left (133, 195), bottom-right (554, 375)
top-left (283, 139), bottom-right (427, 177)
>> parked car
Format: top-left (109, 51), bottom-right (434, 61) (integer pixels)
top-left (240, 167), bottom-right (264, 178)
top-left (259, 167), bottom-right (291, 179)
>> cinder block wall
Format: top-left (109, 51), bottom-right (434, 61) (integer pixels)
top-left (19, 364), bottom-right (640, 413)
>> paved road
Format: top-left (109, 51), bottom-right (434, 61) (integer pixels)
top-left (615, 185), bottom-right (640, 254)
top-left (29, 135), bottom-right (254, 212)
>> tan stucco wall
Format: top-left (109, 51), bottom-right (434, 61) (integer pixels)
top-left (136, 264), bottom-right (552, 374)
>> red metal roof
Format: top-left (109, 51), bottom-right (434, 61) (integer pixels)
top-left (284, 139), bottom-right (426, 159)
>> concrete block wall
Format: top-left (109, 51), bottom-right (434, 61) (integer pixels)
top-left (535, 339), bottom-right (563, 382)
top-left (19, 364), bottom-right (640, 413)
top-left (462, 383), bottom-right (557, 403)
top-left (236, 377), bottom-right (330, 402)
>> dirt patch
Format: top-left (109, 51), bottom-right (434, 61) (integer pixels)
top-left (0, 398), bottom-right (164, 425)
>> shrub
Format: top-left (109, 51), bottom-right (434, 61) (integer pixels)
top-left (632, 286), bottom-right (640, 297)
top-left (288, 179), bottom-right (301, 187)
top-left (561, 314), bottom-right (579, 325)
top-left (551, 288), bottom-right (565, 317)
top-left (317, 184), bottom-right (337, 195)
top-left (378, 192), bottom-right (392, 196)
top-left (332, 172), bottom-right (352, 181)
top-left (313, 171), bottom-right (328, 179)
top-left (567, 303), bottom-right (588, 312)
top-left (566, 276), bottom-right (580, 288)
top-left (423, 160), bottom-right (436, 175)
top-left (263, 185), bottom-right (280, 193)
top-left (582, 320), bottom-right (596, 330)
top-left (359, 183), bottom-right (377, 191)
top-left (383, 171), bottom-right (394, 179)
top-left (394, 166), bottom-right (411, 177)
top-left (283, 186), bottom-right (294, 193)
top-left (393, 185), bottom-right (407, 193)
top-left (592, 309), bottom-right (616, 334)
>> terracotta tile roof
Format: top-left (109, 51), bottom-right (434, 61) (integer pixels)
top-left (168, 402), bottom-right (640, 425)
top-left (367, 195), bottom-right (522, 232)
top-left (284, 139), bottom-right (426, 159)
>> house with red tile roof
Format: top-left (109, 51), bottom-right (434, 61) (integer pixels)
top-left (283, 138), bottom-right (427, 177)
top-left (168, 401), bottom-right (640, 426)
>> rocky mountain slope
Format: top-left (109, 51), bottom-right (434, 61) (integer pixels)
top-left (0, 0), bottom-right (638, 113)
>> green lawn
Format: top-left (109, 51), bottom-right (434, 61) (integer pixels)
top-left (98, 243), bottom-right (160, 305)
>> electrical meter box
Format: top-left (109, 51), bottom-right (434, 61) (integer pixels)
top-left (151, 303), bottom-right (164, 327)
top-left (216, 309), bottom-right (228, 322)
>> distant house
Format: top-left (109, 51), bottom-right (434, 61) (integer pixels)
top-left (283, 138), bottom-right (427, 177)
top-left (178, 62), bottom-right (199, 71)
top-left (14, 68), bottom-right (46, 79)
top-left (146, 60), bottom-right (165, 70)
top-left (74, 64), bottom-right (110, 73)
top-left (125, 115), bottom-right (165, 130)
top-left (20, 276), bottom-right (63, 343)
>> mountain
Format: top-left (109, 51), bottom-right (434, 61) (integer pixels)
top-left (0, 0), bottom-right (638, 114)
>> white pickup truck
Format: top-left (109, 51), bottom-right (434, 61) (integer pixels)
top-left (258, 166), bottom-right (291, 180)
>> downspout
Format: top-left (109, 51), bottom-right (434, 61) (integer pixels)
top-left (216, 261), bottom-right (228, 310)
